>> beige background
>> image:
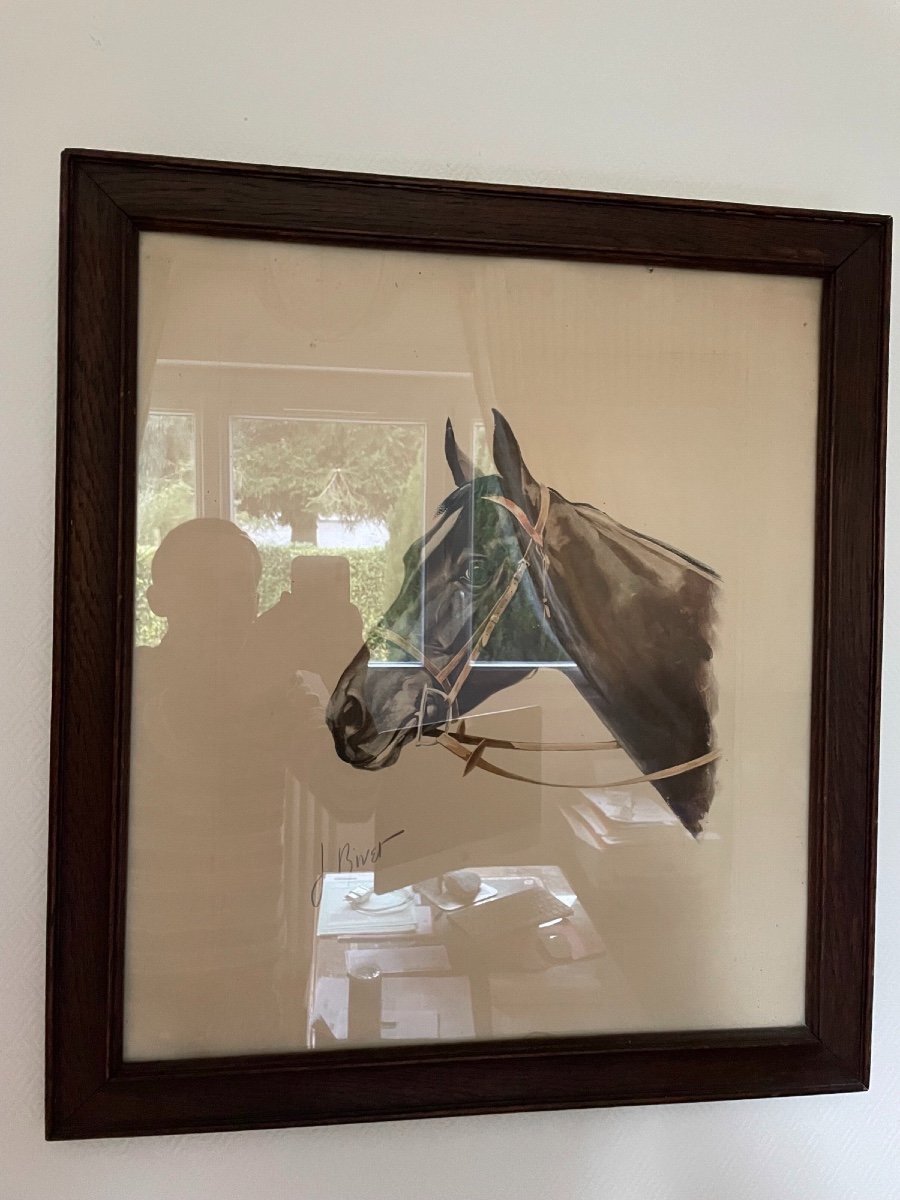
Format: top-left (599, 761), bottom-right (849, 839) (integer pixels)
top-left (126, 232), bottom-right (820, 1054)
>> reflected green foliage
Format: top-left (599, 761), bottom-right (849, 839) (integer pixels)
top-left (376, 474), bottom-right (569, 667)
top-left (467, 482), bottom-right (568, 663)
top-left (134, 413), bottom-right (565, 667)
top-left (232, 418), bottom-right (424, 544)
top-left (383, 455), bottom-right (424, 604)
top-left (137, 413), bottom-right (196, 546)
top-left (472, 421), bottom-right (493, 475)
top-left (136, 415), bottom-right (426, 660)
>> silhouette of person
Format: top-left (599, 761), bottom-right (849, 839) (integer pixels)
top-left (126, 518), bottom-right (365, 1058)
top-left (247, 551), bottom-right (373, 816)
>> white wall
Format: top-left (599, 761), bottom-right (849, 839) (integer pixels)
top-left (1, 1), bottom-right (897, 1196)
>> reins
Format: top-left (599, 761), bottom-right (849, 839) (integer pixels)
top-left (380, 483), bottom-right (721, 790)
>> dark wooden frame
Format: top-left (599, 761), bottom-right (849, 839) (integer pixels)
top-left (47, 148), bottom-right (890, 1139)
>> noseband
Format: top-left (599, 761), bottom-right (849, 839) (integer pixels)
top-left (380, 483), bottom-right (721, 791)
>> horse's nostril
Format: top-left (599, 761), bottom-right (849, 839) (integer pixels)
top-left (340, 694), bottom-right (364, 732)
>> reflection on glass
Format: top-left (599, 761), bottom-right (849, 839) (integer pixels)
top-left (230, 417), bottom-right (425, 661)
top-left (136, 412), bottom-right (197, 646)
top-left (124, 233), bottom-right (816, 1062)
top-left (472, 419), bottom-right (569, 666)
top-left (472, 419), bottom-right (492, 476)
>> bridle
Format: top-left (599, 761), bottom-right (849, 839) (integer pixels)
top-left (380, 483), bottom-right (721, 790)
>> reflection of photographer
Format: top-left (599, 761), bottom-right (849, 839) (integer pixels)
top-left (251, 555), bottom-right (363, 694)
top-left (247, 552), bottom-right (373, 822)
top-left (129, 519), bottom-right (288, 1056)
top-left (128, 522), bottom-right (373, 1057)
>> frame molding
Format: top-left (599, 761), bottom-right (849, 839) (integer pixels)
top-left (48, 149), bottom-right (890, 1138)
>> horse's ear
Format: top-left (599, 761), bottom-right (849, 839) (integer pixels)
top-left (492, 409), bottom-right (540, 516)
top-left (444, 418), bottom-right (474, 487)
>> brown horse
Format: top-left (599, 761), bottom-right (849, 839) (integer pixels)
top-left (327, 411), bottom-right (720, 835)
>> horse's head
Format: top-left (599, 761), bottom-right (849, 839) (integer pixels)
top-left (327, 412), bottom-right (560, 769)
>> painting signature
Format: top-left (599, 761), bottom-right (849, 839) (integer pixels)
top-left (309, 829), bottom-right (405, 907)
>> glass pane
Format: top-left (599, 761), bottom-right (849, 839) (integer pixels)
top-left (126, 231), bottom-right (818, 1061)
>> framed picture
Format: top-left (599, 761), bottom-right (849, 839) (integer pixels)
top-left (47, 149), bottom-right (889, 1138)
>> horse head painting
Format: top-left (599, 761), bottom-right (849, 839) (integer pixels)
top-left (326, 410), bottom-right (720, 836)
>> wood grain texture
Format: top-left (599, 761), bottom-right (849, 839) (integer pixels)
top-left (47, 149), bottom-right (890, 1139)
top-left (48, 159), bottom-right (136, 1132)
top-left (79, 149), bottom-right (878, 272)
top-left (805, 230), bottom-right (890, 1082)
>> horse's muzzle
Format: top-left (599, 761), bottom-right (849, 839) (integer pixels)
top-left (326, 680), bottom-right (409, 769)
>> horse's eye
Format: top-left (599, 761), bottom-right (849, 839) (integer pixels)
top-left (465, 558), bottom-right (490, 589)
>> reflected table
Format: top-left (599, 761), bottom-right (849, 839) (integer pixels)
top-left (306, 864), bottom-right (642, 1047)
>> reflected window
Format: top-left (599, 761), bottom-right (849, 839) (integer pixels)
top-left (472, 420), bottom-right (493, 475)
top-left (230, 416), bottom-right (425, 661)
top-left (136, 412), bottom-right (198, 646)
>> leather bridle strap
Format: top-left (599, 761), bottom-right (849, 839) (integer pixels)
top-left (376, 626), bottom-right (446, 682)
top-left (377, 481), bottom-right (721, 790)
top-left (442, 484), bottom-right (551, 705)
top-left (438, 736), bottom-right (721, 790)
top-left (378, 558), bottom-right (533, 700)
top-left (377, 484), bottom-right (551, 704)
top-left (449, 724), bottom-right (619, 753)
top-left (484, 485), bottom-right (549, 549)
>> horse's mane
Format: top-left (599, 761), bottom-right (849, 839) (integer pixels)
top-left (431, 479), bottom-right (720, 589)
top-left (567, 496), bottom-right (721, 585)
